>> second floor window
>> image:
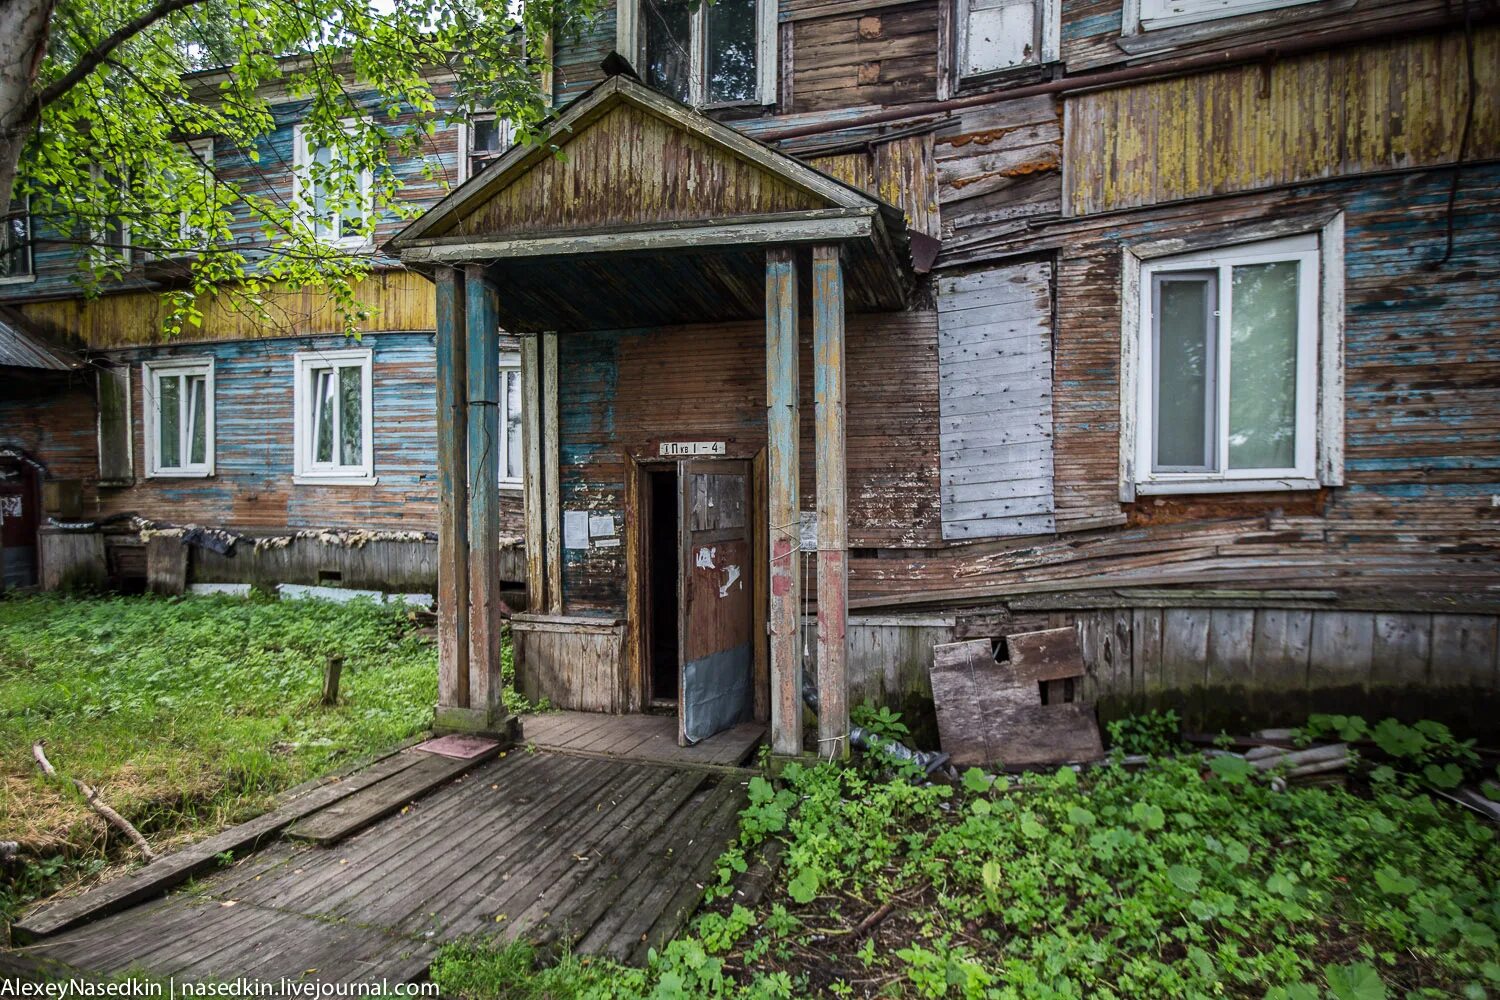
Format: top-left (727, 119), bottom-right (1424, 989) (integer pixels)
top-left (625, 0), bottom-right (773, 107)
top-left (177, 139), bottom-right (216, 247)
top-left (293, 123), bottom-right (373, 250)
top-left (144, 358), bottom-right (214, 477)
top-left (463, 115), bottom-right (513, 183)
top-left (89, 165), bottom-right (131, 266)
top-left (0, 197), bottom-right (32, 282)
top-left (955, 0), bottom-right (1059, 81)
top-left (294, 349), bottom-right (374, 482)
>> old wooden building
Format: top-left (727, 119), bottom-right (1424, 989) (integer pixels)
top-left (6, 0), bottom-right (1499, 749)
top-left (389, 0), bottom-right (1500, 749)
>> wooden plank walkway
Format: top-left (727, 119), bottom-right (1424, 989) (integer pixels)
top-left (12, 750), bottom-right (749, 984)
top-left (523, 711), bottom-right (765, 766)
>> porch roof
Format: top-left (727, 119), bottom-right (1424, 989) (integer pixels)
top-left (385, 75), bottom-right (913, 331)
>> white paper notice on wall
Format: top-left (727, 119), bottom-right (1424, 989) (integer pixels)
top-left (563, 510), bottom-right (590, 550)
top-left (589, 514), bottom-right (615, 538)
top-left (799, 511), bottom-right (818, 551)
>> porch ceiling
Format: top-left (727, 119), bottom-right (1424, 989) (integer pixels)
top-left (385, 75), bottom-right (913, 331)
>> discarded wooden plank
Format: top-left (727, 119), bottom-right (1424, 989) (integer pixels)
top-left (1004, 626), bottom-right (1086, 683)
top-left (13, 751), bottom-right (423, 941)
top-left (988, 702), bottom-right (1103, 769)
top-left (285, 746), bottom-right (502, 845)
top-left (930, 639), bottom-right (996, 764)
top-left (144, 536), bottom-right (188, 596)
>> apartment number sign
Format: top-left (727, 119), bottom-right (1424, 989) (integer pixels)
top-left (659, 441), bottom-right (726, 456)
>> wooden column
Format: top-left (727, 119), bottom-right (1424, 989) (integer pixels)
top-left (542, 333), bottom-right (563, 614)
top-left (435, 266), bottom-right (470, 718)
top-left (812, 244), bottom-right (849, 760)
top-left (766, 248), bottom-right (802, 756)
top-left (520, 336), bottom-right (545, 611)
top-left (465, 264), bottom-right (503, 722)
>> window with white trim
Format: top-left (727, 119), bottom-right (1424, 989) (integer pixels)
top-left (144, 358), bottom-right (214, 477)
top-left (0, 196), bottom-right (33, 282)
top-left (1134, 234), bottom-right (1325, 494)
top-left (89, 165), bottom-right (131, 266)
top-left (177, 138), bottom-right (216, 246)
top-left (461, 115), bottom-right (513, 183)
top-left (620, 0), bottom-right (776, 107)
top-left (956, 0), bottom-right (1060, 80)
top-left (1133, 0), bottom-right (1321, 31)
top-left (294, 349), bottom-right (375, 483)
top-left (292, 122), bottom-right (373, 249)
top-left (500, 352), bottom-right (523, 490)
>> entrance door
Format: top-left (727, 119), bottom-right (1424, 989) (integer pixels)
top-left (678, 459), bottom-right (754, 745)
top-left (0, 456), bottom-right (40, 589)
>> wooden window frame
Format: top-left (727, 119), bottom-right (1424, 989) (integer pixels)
top-left (88, 165), bottom-right (132, 268)
top-left (1118, 215), bottom-right (1345, 501)
top-left (293, 347), bottom-right (376, 485)
top-left (1124, 0), bottom-right (1323, 33)
top-left (291, 120), bottom-right (374, 252)
top-left (178, 138), bottom-right (216, 248)
top-left (616, 0), bottom-right (778, 109)
top-left (457, 115), bottom-right (515, 185)
top-left (0, 194), bottom-right (35, 285)
top-left (96, 363), bottom-right (135, 486)
top-left (143, 357), bottom-right (215, 479)
top-left (950, 0), bottom-right (1061, 90)
top-left (499, 350), bottom-right (524, 491)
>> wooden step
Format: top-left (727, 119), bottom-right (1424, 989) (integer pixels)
top-left (285, 746), bottom-right (502, 845)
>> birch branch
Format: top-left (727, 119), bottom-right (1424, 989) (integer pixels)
top-left (32, 742), bottom-right (157, 862)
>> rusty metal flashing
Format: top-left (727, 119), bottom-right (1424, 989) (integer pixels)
top-left (757, 10), bottom-right (1499, 144)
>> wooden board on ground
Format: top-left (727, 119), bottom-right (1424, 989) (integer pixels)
top-left (523, 711), bottom-right (764, 767)
top-left (285, 744), bottom-right (503, 844)
top-left (931, 628), bottom-right (1103, 770)
top-left (13, 750), bottom-right (423, 941)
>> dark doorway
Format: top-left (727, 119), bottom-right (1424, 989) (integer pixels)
top-left (645, 467), bottom-right (680, 704)
top-left (0, 454), bottom-right (41, 589)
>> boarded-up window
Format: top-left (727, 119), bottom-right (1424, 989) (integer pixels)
top-left (97, 364), bottom-right (134, 484)
top-left (936, 261), bottom-right (1055, 539)
top-left (956, 0), bottom-right (1057, 79)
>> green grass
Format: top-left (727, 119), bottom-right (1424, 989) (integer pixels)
top-left (432, 753), bottom-right (1500, 1000)
top-left (0, 591), bottom-right (438, 919)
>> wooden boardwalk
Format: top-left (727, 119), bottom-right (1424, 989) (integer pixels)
top-left (524, 710), bottom-right (765, 766)
top-left (14, 749), bottom-right (749, 984)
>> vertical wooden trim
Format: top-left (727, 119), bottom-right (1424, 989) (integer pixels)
top-left (624, 453), bottom-right (645, 713)
top-left (812, 244), bottom-right (849, 761)
top-left (1318, 211), bottom-right (1346, 487)
top-left (1118, 248), bottom-right (1142, 503)
top-left (435, 267), bottom-right (470, 712)
top-left (752, 447), bottom-right (769, 723)
top-left (615, 0), bottom-right (637, 66)
top-left (539, 28), bottom-right (555, 107)
top-left (766, 247), bottom-right (802, 756)
top-left (936, 0), bottom-right (954, 101)
top-left (542, 332), bottom-right (562, 614)
top-left (757, 0), bottom-right (779, 105)
top-left (779, 21), bottom-right (795, 110)
top-left (521, 335), bottom-right (544, 613)
top-left (465, 264), bottom-right (502, 719)
top-left (1040, 0), bottom-right (1061, 63)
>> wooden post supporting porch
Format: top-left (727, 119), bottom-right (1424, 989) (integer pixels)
top-left (434, 266), bottom-right (471, 725)
top-left (812, 245), bottom-right (849, 760)
top-left (765, 248), bottom-right (802, 756)
top-left (464, 265), bottom-right (506, 726)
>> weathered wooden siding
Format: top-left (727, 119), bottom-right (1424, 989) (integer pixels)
top-left (787, 0), bottom-right (940, 115)
top-left (452, 103), bottom-right (824, 239)
top-left (513, 615), bottom-right (629, 712)
top-left (0, 376), bottom-right (100, 507)
top-left (1065, 27), bottom-right (1500, 215)
top-left (17, 271), bottom-right (437, 349)
top-left (801, 614), bottom-right (956, 742)
top-left (555, 310), bottom-right (944, 615)
top-left (936, 260), bottom-right (1055, 538)
top-left (84, 333), bottom-right (520, 538)
top-left (552, 7), bottom-right (616, 106)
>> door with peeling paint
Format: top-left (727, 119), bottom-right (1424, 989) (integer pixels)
top-left (678, 459), bottom-right (754, 745)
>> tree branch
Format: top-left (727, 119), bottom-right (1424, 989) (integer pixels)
top-left (29, 0), bottom-right (211, 121)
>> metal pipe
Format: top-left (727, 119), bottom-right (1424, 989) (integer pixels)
top-left (759, 11), bottom-right (1496, 143)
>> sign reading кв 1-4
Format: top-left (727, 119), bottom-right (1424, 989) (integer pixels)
top-left (659, 441), bottom-right (727, 457)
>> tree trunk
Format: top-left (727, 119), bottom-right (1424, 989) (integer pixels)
top-left (0, 0), bottom-right (55, 222)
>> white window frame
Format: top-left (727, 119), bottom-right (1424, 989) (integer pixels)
top-left (88, 164), bottom-right (132, 267)
top-left (292, 120), bottom-right (374, 251)
top-left (1123, 0), bottom-right (1322, 33)
top-left (0, 194), bottom-right (34, 284)
top-left (499, 351), bottom-right (523, 491)
top-left (293, 348), bottom-right (376, 485)
top-left (143, 357), bottom-right (215, 478)
top-left (617, 0), bottom-right (777, 108)
top-left (178, 138), bottom-right (216, 247)
top-left (955, 0), bottom-right (1061, 83)
top-left (1118, 215), bottom-right (1345, 500)
top-left (457, 115), bottom-right (515, 185)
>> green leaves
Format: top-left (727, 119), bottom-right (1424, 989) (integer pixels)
top-left (1372, 867), bottom-right (1417, 896)
top-left (1208, 754), bottom-right (1255, 784)
top-left (1324, 962), bottom-right (1387, 1000)
top-left (1130, 801), bottom-right (1166, 831)
top-left (786, 868), bottom-right (818, 905)
top-left (961, 767), bottom-right (994, 794)
top-left (1167, 864), bottom-right (1202, 894)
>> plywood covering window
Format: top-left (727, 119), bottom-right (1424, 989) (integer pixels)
top-left (97, 364), bottom-right (134, 485)
top-left (0, 196), bottom-right (33, 283)
top-left (499, 351), bottom-right (523, 490)
top-left (619, 0), bottom-right (776, 107)
top-left (144, 358), bottom-right (214, 478)
top-left (955, 0), bottom-right (1060, 81)
top-left (292, 122), bottom-right (373, 250)
top-left (294, 348), bottom-right (374, 484)
top-left (1132, 0), bottom-right (1322, 31)
top-left (1134, 234), bottom-right (1322, 494)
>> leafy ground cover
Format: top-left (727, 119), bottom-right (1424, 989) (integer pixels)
top-left (432, 735), bottom-right (1500, 999)
top-left (0, 592), bottom-right (439, 920)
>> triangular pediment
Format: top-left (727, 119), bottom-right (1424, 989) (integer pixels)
top-left (389, 76), bottom-right (883, 248)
